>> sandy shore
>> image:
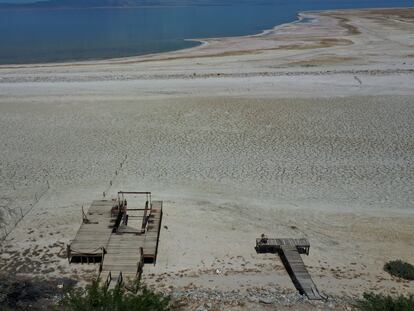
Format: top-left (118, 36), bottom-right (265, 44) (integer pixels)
top-left (0, 7), bottom-right (413, 310)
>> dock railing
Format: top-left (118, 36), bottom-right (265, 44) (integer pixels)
top-left (116, 272), bottom-right (123, 287)
top-left (105, 271), bottom-right (112, 289)
top-left (136, 247), bottom-right (144, 279)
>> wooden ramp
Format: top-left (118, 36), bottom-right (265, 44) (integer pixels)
top-left (100, 238), bottom-right (144, 289)
top-left (255, 237), bottom-right (323, 300)
top-left (279, 245), bottom-right (323, 300)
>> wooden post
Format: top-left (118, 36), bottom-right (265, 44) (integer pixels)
top-left (67, 245), bottom-right (71, 263)
top-left (141, 201), bottom-right (149, 232)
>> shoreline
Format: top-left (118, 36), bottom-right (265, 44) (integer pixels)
top-left (0, 7), bottom-right (412, 73)
top-left (0, 7), bottom-right (396, 69)
top-left (0, 6), bottom-right (412, 69)
top-left (0, 11), bottom-right (302, 69)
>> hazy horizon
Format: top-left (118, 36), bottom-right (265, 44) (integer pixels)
top-left (0, 0), bottom-right (39, 3)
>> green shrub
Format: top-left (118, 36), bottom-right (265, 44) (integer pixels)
top-left (58, 280), bottom-right (171, 311)
top-left (356, 292), bottom-right (414, 311)
top-left (384, 260), bottom-right (414, 280)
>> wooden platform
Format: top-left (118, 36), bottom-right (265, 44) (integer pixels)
top-left (255, 238), bottom-right (310, 255)
top-left (68, 193), bottom-right (163, 288)
top-left (67, 200), bottom-right (117, 262)
top-left (255, 237), bottom-right (323, 300)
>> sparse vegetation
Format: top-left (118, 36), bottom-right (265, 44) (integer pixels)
top-left (58, 280), bottom-right (171, 311)
top-left (356, 292), bottom-right (414, 311)
top-left (384, 260), bottom-right (414, 280)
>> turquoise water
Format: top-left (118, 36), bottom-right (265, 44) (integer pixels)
top-left (0, 0), bottom-right (413, 64)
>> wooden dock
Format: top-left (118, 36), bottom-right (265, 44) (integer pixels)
top-left (255, 237), bottom-right (323, 300)
top-left (68, 192), bottom-right (163, 288)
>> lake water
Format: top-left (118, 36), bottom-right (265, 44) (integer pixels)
top-left (0, 0), bottom-right (413, 64)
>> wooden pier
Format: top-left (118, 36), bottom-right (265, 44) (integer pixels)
top-left (255, 237), bottom-right (323, 300)
top-left (68, 192), bottom-right (163, 288)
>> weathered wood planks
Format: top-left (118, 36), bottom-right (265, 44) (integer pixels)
top-left (255, 237), bottom-right (323, 300)
top-left (68, 200), bottom-right (117, 260)
top-left (255, 237), bottom-right (310, 255)
top-left (68, 196), bottom-right (162, 288)
top-left (279, 245), bottom-right (323, 300)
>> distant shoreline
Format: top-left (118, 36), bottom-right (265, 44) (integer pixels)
top-left (0, 5), bottom-right (413, 67)
top-left (0, 8), bottom-right (301, 67)
top-left (0, 4), bottom-right (229, 11)
top-left (0, 9), bottom-right (330, 68)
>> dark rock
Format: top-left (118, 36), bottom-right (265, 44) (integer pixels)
top-left (0, 276), bottom-right (77, 310)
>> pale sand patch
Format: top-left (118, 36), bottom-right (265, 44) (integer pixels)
top-left (0, 7), bottom-right (414, 310)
